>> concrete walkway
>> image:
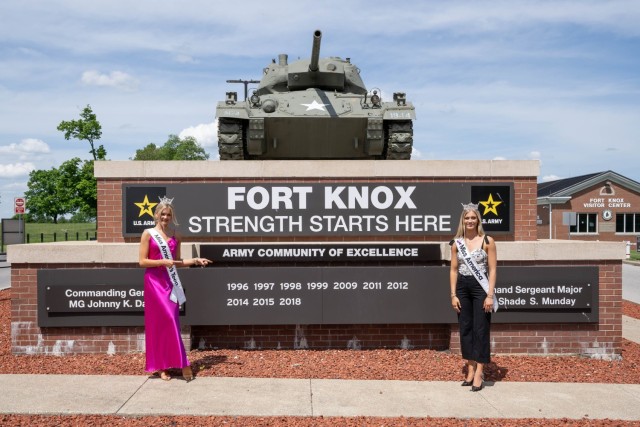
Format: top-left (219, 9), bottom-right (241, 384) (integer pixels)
top-left (624, 315), bottom-right (640, 344)
top-left (1, 375), bottom-right (639, 420)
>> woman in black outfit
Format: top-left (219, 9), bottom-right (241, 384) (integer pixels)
top-left (449, 203), bottom-right (497, 391)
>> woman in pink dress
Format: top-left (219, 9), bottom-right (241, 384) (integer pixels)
top-left (138, 198), bottom-right (211, 381)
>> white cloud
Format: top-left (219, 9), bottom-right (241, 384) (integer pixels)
top-left (541, 174), bottom-right (561, 182)
top-left (528, 151), bottom-right (541, 160)
top-left (179, 121), bottom-right (218, 147)
top-left (81, 70), bottom-right (139, 91)
top-left (3, 180), bottom-right (27, 190)
top-left (0, 163), bottom-right (36, 178)
top-left (0, 138), bottom-right (50, 154)
top-left (366, 0), bottom-right (640, 38)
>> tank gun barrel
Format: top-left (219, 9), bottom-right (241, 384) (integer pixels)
top-left (309, 29), bottom-right (322, 72)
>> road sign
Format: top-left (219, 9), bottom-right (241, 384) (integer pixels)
top-left (14, 197), bottom-right (25, 215)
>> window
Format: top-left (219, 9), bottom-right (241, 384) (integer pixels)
top-left (616, 213), bottom-right (640, 233)
top-left (570, 213), bottom-right (597, 234)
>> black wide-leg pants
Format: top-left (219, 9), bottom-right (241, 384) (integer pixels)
top-left (456, 274), bottom-right (491, 364)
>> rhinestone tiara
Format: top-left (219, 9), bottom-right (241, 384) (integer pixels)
top-left (461, 202), bottom-right (479, 210)
top-left (158, 195), bottom-right (174, 205)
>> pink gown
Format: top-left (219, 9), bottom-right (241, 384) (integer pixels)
top-left (144, 234), bottom-right (190, 372)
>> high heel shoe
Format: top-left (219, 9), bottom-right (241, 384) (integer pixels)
top-left (471, 382), bottom-right (484, 391)
top-left (471, 375), bottom-right (484, 392)
top-left (462, 368), bottom-right (475, 386)
top-left (182, 366), bottom-right (194, 382)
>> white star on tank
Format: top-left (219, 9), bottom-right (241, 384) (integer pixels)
top-left (301, 100), bottom-right (328, 111)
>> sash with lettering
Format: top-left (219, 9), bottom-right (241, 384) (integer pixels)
top-left (455, 238), bottom-right (498, 312)
top-left (147, 228), bottom-right (186, 305)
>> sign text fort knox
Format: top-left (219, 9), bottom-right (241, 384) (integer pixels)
top-left (123, 183), bottom-right (513, 237)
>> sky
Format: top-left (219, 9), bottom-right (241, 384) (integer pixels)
top-left (1, 0), bottom-right (639, 219)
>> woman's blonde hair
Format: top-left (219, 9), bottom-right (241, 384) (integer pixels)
top-left (454, 206), bottom-right (485, 239)
top-left (154, 201), bottom-right (179, 226)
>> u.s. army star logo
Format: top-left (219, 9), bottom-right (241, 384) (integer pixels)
top-left (479, 194), bottom-right (502, 216)
top-left (134, 195), bottom-right (158, 218)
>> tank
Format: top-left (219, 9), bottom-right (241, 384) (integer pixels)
top-left (216, 30), bottom-right (415, 160)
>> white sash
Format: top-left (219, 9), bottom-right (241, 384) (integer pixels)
top-left (455, 238), bottom-right (498, 312)
top-left (147, 228), bottom-right (186, 305)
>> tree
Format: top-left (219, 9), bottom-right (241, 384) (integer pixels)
top-left (57, 105), bottom-right (105, 161)
top-left (77, 160), bottom-right (98, 219)
top-left (133, 135), bottom-right (209, 160)
top-left (24, 168), bottom-right (71, 223)
top-left (24, 158), bottom-right (98, 223)
top-left (58, 157), bottom-right (98, 220)
top-left (132, 143), bottom-right (161, 160)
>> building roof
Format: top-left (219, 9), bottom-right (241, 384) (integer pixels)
top-left (538, 170), bottom-right (640, 198)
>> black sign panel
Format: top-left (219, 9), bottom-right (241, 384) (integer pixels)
top-left (124, 186), bottom-right (167, 235)
top-left (38, 269), bottom-right (147, 327)
top-left (492, 266), bottom-right (599, 323)
top-left (37, 266), bottom-right (598, 327)
top-left (122, 183), bottom-right (514, 237)
top-left (496, 267), bottom-right (594, 310)
top-left (184, 266), bottom-right (453, 325)
top-left (471, 185), bottom-right (511, 232)
top-left (200, 243), bottom-right (442, 263)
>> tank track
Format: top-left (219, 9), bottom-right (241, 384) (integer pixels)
top-left (218, 118), bottom-right (245, 160)
top-left (385, 120), bottom-right (413, 160)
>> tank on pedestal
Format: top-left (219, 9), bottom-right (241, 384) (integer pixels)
top-left (216, 30), bottom-right (415, 160)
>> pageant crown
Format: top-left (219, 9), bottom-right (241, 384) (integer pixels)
top-left (158, 195), bottom-right (174, 205)
top-left (461, 202), bottom-right (479, 210)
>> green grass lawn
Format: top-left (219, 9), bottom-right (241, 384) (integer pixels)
top-left (1, 222), bottom-right (96, 250)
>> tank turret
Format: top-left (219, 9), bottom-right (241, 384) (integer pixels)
top-left (257, 30), bottom-right (366, 96)
top-left (216, 30), bottom-right (415, 160)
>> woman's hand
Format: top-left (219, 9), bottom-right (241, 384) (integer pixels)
top-left (451, 296), bottom-right (461, 313)
top-left (484, 296), bottom-right (494, 312)
top-left (194, 257), bottom-right (212, 267)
